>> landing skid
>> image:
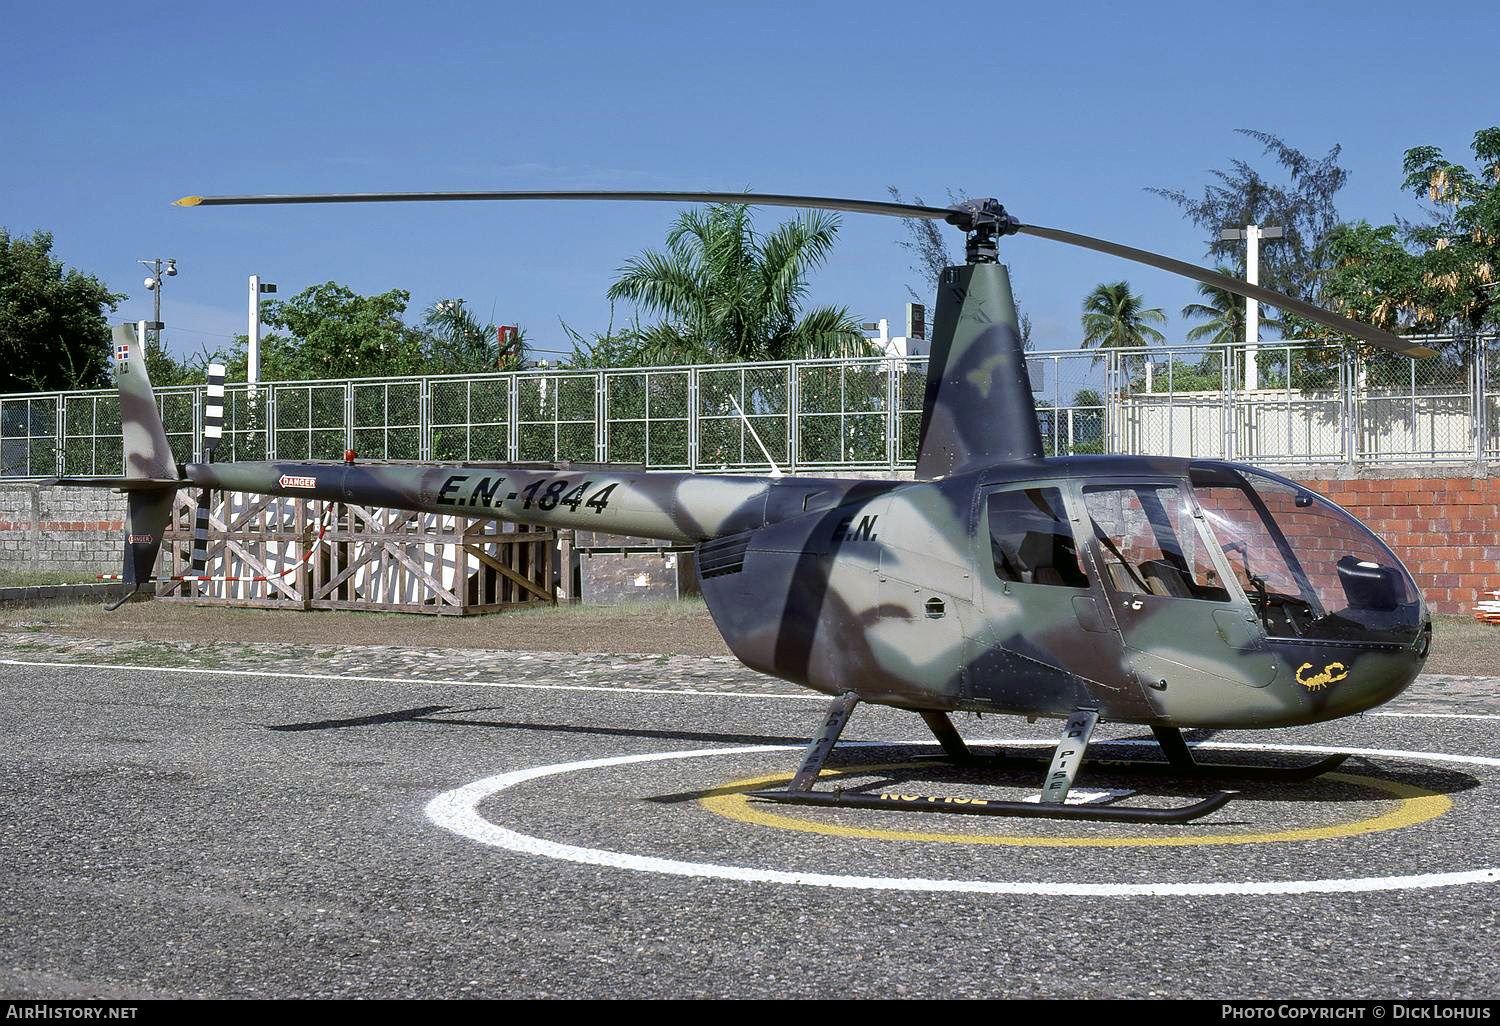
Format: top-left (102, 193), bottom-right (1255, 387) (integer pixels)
top-left (915, 748), bottom-right (1350, 783)
top-left (748, 699), bottom-right (1348, 826)
top-left (748, 786), bottom-right (1234, 824)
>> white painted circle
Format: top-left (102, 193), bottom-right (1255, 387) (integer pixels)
top-left (424, 740), bottom-right (1500, 897)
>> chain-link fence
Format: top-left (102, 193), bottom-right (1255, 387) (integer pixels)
top-left (2, 337), bottom-right (1492, 478)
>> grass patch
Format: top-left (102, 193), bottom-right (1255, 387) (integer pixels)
top-left (1428, 614), bottom-right (1500, 675)
top-left (494, 597), bottom-right (709, 619)
top-left (0, 570), bottom-right (105, 588)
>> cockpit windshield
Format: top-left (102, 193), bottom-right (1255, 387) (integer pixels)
top-left (1189, 462), bottom-right (1422, 645)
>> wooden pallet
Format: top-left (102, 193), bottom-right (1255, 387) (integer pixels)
top-left (161, 491), bottom-right (555, 614)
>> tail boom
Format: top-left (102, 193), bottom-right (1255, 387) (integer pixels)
top-left (187, 460), bottom-right (897, 544)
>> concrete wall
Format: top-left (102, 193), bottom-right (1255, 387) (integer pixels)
top-left (0, 483), bottom-right (127, 576)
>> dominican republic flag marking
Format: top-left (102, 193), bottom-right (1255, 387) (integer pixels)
top-left (115, 344), bottom-right (130, 362)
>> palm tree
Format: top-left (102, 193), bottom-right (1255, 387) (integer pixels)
top-left (606, 203), bottom-right (867, 363)
top-left (423, 299), bottom-right (527, 372)
top-left (1080, 281), bottom-right (1167, 357)
top-left (1180, 265), bottom-right (1281, 346)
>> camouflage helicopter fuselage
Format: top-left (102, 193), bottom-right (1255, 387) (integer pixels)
top-left (193, 448), bottom-right (1429, 732)
top-left (85, 243), bottom-right (1429, 741)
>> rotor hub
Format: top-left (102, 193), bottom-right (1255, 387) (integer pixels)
top-left (945, 198), bottom-right (1020, 263)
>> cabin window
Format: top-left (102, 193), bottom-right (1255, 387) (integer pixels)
top-left (1083, 485), bottom-right (1229, 601)
top-left (1190, 463), bottom-right (1420, 642)
top-left (986, 487), bottom-right (1088, 588)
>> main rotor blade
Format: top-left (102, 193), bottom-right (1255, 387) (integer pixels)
top-left (1018, 223), bottom-right (1437, 359)
top-left (174, 189), bottom-right (957, 221)
top-left (174, 188), bottom-right (1433, 359)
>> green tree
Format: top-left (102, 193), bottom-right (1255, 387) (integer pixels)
top-left (259, 282), bottom-right (429, 380)
top-left (0, 230), bottom-right (125, 392)
top-left (1179, 264), bottom-right (1284, 345)
top-left (423, 299), bottom-right (527, 373)
top-left (141, 337), bottom-right (204, 387)
top-left (1081, 281), bottom-right (1166, 358)
top-left (606, 202), bottom-right (867, 363)
top-left (1067, 388), bottom-right (1106, 454)
top-left (1321, 128), bottom-right (1499, 338)
top-left (560, 308), bottom-right (659, 369)
top-left (139, 287), bottom-right (532, 386)
top-left (1149, 130), bottom-right (1348, 318)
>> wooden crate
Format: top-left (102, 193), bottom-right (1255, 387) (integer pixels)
top-left (311, 503), bottom-right (554, 614)
top-left (160, 491), bottom-right (312, 609)
top-left (161, 491), bottom-right (555, 614)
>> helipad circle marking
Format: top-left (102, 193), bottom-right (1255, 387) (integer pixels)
top-left (424, 741), bottom-right (1500, 896)
top-left (700, 766), bottom-right (1450, 847)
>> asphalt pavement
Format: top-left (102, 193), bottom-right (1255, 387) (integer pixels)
top-left (1, 645), bottom-right (1497, 999)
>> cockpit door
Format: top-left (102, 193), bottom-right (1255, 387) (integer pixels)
top-left (1081, 481), bottom-right (1277, 690)
top-left (964, 481), bottom-right (1125, 716)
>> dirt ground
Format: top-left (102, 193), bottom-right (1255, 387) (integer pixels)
top-left (0, 597), bottom-right (1495, 674)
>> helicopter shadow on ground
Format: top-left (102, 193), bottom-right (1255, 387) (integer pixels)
top-left (648, 740), bottom-right (1484, 812)
top-left (262, 703), bottom-right (815, 748)
top-left (259, 707), bottom-right (1483, 813)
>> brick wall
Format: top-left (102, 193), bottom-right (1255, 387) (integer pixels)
top-left (0, 484), bottom-right (131, 576)
top-left (4, 470), bottom-right (1495, 614)
top-left (1283, 471), bottom-right (1500, 615)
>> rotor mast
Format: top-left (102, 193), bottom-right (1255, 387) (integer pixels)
top-left (913, 210), bottom-right (1042, 477)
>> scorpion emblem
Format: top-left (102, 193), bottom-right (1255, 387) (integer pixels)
top-left (1295, 661), bottom-right (1350, 691)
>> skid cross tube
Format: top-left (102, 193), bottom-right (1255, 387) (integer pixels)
top-left (787, 691), bottom-right (860, 792)
top-left (919, 710), bottom-right (972, 762)
top-left (749, 702), bottom-right (1246, 825)
top-left (1042, 709), bottom-right (1098, 804)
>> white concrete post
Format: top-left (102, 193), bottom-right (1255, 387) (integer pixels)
top-left (248, 275), bottom-right (262, 387)
top-left (1245, 225), bottom-right (1260, 392)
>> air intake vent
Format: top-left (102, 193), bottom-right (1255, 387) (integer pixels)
top-left (698, 532), bottom-right (752, 579)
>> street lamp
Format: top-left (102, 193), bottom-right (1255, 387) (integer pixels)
top-left (138, 258), bottom-right (177, 350)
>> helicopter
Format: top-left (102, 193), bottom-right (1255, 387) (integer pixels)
top-left (58, 190), bottom-right (1436, 825)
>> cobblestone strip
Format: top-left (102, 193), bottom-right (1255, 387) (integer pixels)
top-left (0, 631), bottom-right (808, 697)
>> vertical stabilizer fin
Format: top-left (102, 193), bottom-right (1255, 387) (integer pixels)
top-left (115, 323), bottom-right (177, 480)
top-left (106, 489), bottom-right (176, 610)
top-left (913, 262), bottom-right (1042, 479)
top-left (103, 323), bottom-right (181, 608)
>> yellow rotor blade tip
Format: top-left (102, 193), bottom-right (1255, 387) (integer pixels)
top-left (173, 196), bottom-right (203, 207)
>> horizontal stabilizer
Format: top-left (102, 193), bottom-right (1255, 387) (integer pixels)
top-left (46, 476), bottom-right (189, 491)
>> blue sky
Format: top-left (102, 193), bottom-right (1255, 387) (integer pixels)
top-left (4, 0), bottom-right (1495, 361)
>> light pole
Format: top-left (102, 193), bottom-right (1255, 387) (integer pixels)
top-left (1220, 225), bottom-right (1284, 390)
top-left (248, 275), bottom-right (278, 386)
top-left (138, 258), bottom-right (177, 351)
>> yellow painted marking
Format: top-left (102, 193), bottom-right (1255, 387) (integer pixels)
top-left (700, 764), bottom-right (1450, 848)
top-left (1296, 661), bottom-right (1350, 691)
